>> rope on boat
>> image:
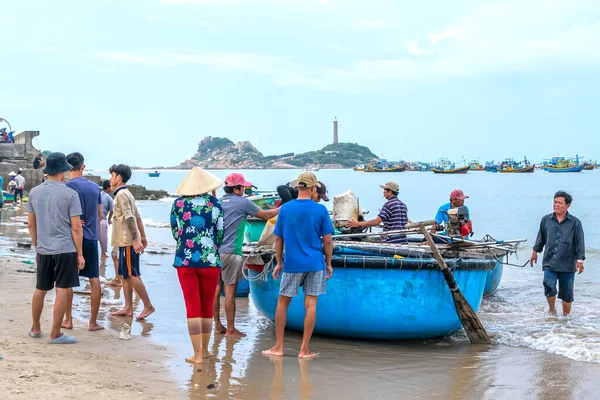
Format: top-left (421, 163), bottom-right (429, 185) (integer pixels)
top-left (242, 247), bottom-right (275, 282)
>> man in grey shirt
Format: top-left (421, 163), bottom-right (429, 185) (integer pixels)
top-left (100, 180), bottom-right (114, 260)
top-left (213, 172), bottom-right (279, 337)
top-left (27, 152), bottom-right (85, 344)
top-left (531, 190), bottom-right (585, 316)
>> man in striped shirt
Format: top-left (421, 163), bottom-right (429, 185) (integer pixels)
top-left (346, 181), bottom-right (409, 244)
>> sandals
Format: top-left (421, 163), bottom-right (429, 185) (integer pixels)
top-left (29, 329), bottom-right (42, 339)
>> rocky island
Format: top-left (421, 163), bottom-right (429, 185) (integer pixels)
top-left (176, 136), bottom-right (378, 170)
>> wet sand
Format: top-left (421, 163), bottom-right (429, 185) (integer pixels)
top-left (4, 204), bottom-right (600, 399)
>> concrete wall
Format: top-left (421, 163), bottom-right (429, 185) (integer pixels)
top-left (0, 164), bottom-right (43, 192)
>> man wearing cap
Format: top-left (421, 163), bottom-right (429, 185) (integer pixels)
top-left (27, 152), bottom-right (85, 344)
top-left (346, 181), bottom-right (409, 244)
top-left (277, 179), bottom-right (330, 204)
top-left (429, 189), bottom-right (471, 236)
top-left (263, 172), bottom-right (333, 359)
top-left (214, 172), bottom-right (280, 337)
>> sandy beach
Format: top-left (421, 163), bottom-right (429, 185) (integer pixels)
top-left (0, 257), bottom-right (184, 400)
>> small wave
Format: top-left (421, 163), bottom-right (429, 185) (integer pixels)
top-left (142, 219), bottom-right (170, 228)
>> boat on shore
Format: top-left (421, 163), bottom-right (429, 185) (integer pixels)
top-left (243, 240), bottom-right (513, 339)
top-left (543, 156), bottom-right (584, 173)
top-left (432, 158), bottom-right (470, 174)
top-left (498, 158), bottom-right (535, 173)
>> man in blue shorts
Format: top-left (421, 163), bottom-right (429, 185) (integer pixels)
top-left (109, 164), bottom-right (155, 320)
top-left (63, 152), bottom-right (104, 331)
top-left (531, 191), bottom-right (585, 316)
top-left (262, 172), bottom-right (333, 359)
top-left (27, 152), bottom-right (84, 344)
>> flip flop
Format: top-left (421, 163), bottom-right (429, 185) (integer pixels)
top-left (29, 329), bottom-right (42, 339)
top-left (48, 334), bottom-right (77, 344)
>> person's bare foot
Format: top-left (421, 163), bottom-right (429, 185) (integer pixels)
top-left (548, 308), bottom-right (557, 315)
top-left (88, 322), bottom-right (105, 331)
top-left (214, 323), bottom-right (226, 334)
top-left (107, 279), bottom-right (122, 287)
top-left (262, 348), bottom-right (284, 357)
top-left (298, 350), bottom-right (319, 359)
top-left (61, 319), bottom-right (73, 329)
top-left (136, 306), bottom-right (156, 320)
top-left (111, 308), bottom-right (133, 317)
top-left (185, 355), bottom-right (204, 364)
top-left (225, 328), bottom-right (246, 338)
top-left (101, 253), bottom-right (108, 260)
top-left (202, 352), bottom-right (215, 359)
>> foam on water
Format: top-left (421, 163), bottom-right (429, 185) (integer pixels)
top-left (142, 218), bottom-right (170, 228)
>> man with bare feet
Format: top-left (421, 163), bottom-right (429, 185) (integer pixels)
top-left (109, 164), bottom-right (155, 320)
top-left (262, 172), bottom-right (333, 359)
top-left (27, 152), bottom-right (85, 344)
top-left (107, 247), bottom-right (122, 287)
top-left (100, 180), bottom-right (114, 260)
top-left (62, 152), bottom-right (104, 332)
top-left (214, 173), bottom-right (279, 337)
top-left (531, 191), bottom-right (585, 316)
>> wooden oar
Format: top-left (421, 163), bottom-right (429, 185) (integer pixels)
top-left (407, 220), bottom-right (491, 345)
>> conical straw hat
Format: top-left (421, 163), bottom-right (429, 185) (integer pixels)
top-left (176, 167), bottom-right (222, 196)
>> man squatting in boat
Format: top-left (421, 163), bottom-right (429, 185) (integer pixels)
top-left (530, 190), bottom-right (585, 316)
top-left (346, 181), bottom-right (409, 244)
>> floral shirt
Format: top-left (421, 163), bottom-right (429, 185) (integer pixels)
top-left (170, 194), bottom-right (224, 268)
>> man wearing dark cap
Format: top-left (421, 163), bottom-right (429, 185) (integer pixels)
top-left (346, 181), bottom-right (409, 244)
top-left (429, 189), bottom-right (471, 236)
top-left (27, 152), bottom-right (85, 344)
top-left (276, 179), bottom-right (329, 205)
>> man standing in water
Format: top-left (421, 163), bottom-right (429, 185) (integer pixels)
top-left (109, 164), bottom-right (155, 320)
top-left (531, 191), bottom-right (585, 316)
top-left (27, 152), bottom-right (84, 344)
top-left (62, 152), bottom-right (104, 331)
top-left (263, 172), bottom-right (333, 359)
top-left (214, 172), bottom-right (279, 337)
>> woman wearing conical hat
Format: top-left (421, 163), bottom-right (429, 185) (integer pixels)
top-left (170, 167), bottom-right (224, 364)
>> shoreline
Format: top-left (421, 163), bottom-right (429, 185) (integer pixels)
top-left (0, 256), bottom-right (186, 400)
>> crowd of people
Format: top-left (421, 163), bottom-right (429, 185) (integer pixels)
top-left (23, 153), bottom-right (586, 361)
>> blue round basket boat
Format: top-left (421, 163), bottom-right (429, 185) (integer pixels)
top-left (247, 255), bottom-right (496, 340)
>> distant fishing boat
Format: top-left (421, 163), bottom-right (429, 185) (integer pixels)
top-left (303, 166), bottom-right (320, 172)
top-left (498, 158), bottom-right (535, 173)
top-left (353, 164), bottom-right (366, 172)
top-left (543, 156), bottom-right (584, 173)
top-left (583, 161), bottom-right (596, 170)
top-left (432, 158), bottom-right (469, 174)
top-left (148, 171), bottom-right (160, 177)
top-left (468, 160), bottom-right (485, 171)
top-left (484, 161), bottom-right (498, 173)
top-left (364, 159), bottom-right (405, 172)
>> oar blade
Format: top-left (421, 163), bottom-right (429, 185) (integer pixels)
top-left (451, 290), bottom-right (491, 344)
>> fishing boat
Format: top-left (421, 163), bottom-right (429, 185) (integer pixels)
top-left (497, 158), bottom-right (535, 173)
top-left (484, 161), bottom-right (498, 173)
top-left (244, 240), bottom-right (513, 339)
top-left (432, 159), bottom-right (469, 174)
top-left (543, 156), bottom-right (584, 173)
top-left (353, 164), bottom-right (366, 172)
top-left (148, 171), bottom-right (161, 177)
top-left (303, 166), bottom-right (320, 172)
top-left (583, 161), bottom-right (596, 170)
top-left (364, 159), bottom-right (405, 172)
top-left (468, 160), bottom-right (485, 171)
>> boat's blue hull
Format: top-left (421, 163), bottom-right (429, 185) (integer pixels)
top-left (483, 262), bottom-right (503, 296)
top-left (544, 165), bottom-right (585, 172)
top-left (248, 262), bottom-right (491, 339)
top-left (221, 278), bottom-right (250, 297)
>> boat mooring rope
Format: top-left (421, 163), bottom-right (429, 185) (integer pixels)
top-left (242, 247), bottom-right (275, 282)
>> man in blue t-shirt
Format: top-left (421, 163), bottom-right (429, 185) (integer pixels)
top-left (262, 172), bottom-right (334, 359)
top-left (64, 152), bottom-right (104, 332)
top-left (429, 189), bottom-right (472, 238)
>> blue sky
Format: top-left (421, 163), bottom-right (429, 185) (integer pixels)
top-left (1, 0), bottom-right (598, 169)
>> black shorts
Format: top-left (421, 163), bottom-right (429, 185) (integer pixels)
top-left (14, 188), bottom-right (24, 198)
top-left (118, 246), bottom-right (141, 279)
top-left (37, 253), bottom-right (80, 291)
top-left (80, 238), bottom-right (99, 279)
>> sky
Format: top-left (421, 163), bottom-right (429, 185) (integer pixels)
top-left (1, 0), bottom-right (599, 169)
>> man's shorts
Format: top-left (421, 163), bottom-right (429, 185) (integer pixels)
top-left (280, 269), bottom-right (327, 297)
top-left (14, 188), bottom-right (23, 199)
top-left (219, 254), bottom-right (243, 286)
top-left (118, 246), bottom-right (141, 279)
top-left (37, 253), bottom-right (80, 291)
top-left (79, 238), bottom-right (99, 279)
top-left (543, 270), bottom-right (575, 303)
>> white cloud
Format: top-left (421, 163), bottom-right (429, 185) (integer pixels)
top-left (356, 20), bottom-right (385, 29)
top-left (428, 27), bottom-right (466, 46)
top-left (406, 41), bottom-right (425, 55)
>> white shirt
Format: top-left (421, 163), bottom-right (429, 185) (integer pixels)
top-left (15, 175), bottom-right (25, 188)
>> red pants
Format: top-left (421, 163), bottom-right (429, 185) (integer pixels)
top-left (176, 267), bottom-right (220, 319)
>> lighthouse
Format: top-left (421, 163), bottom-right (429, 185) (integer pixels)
top-left (333, 117), bottom-right (338, 145)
